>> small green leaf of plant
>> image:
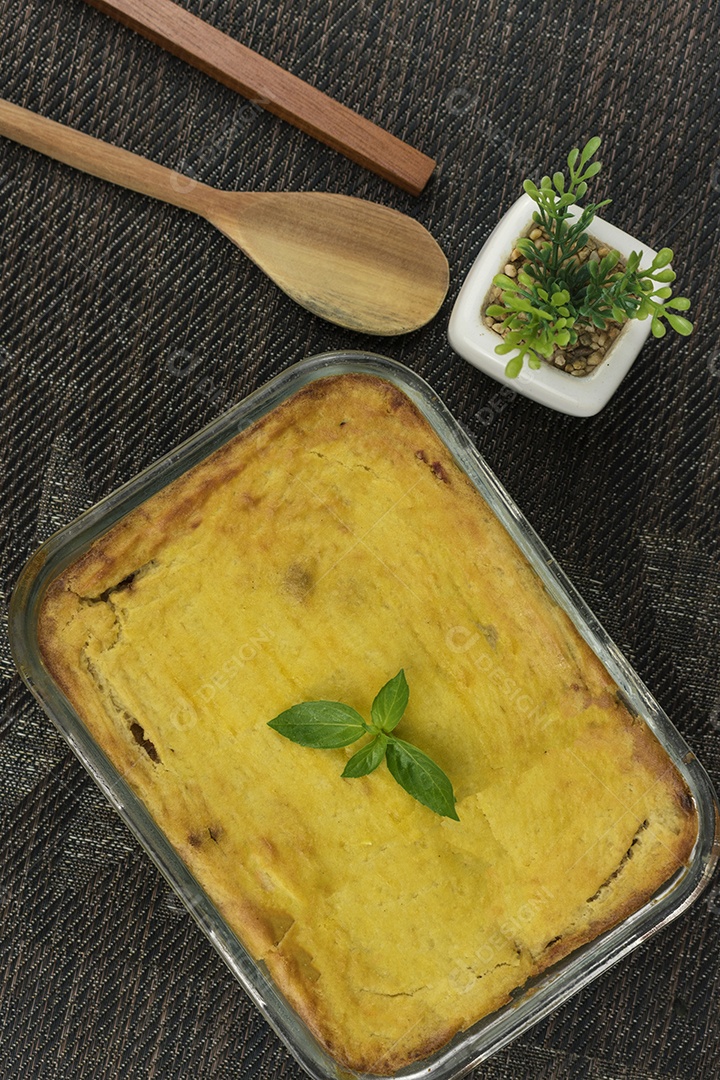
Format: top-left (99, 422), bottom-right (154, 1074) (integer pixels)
top-left (371, 669), bottom-right (409, 733)
top-left (665, 313), bottom-right (693, 336)
top-left (579, 135), bottom-right (601, 166)
top-left (652, 247), bottom-right (673, 269)
top-left (504, 354), bottom-right (524, 378)
top-left (268, 701), bottom-right (367, 748)
top-left (386, 738), bottom-right (459, 821)
top-left (582, 160), bottom-right (602, 179)
top-left (342, 734), bottom-right (388, 778)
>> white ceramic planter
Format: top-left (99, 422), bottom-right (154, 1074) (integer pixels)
top-left (448, 194), bottom-right (659, 417)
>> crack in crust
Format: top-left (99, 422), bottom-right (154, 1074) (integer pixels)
top-left (76, 559), bottom-right (159, 604)
top-left (82, 651), bottom-right (161, 765)
top-left (585, 820), bottom-right (650, 904)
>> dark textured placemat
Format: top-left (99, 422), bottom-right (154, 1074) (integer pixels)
top-left (1, 1), bottom-right (719, 1077)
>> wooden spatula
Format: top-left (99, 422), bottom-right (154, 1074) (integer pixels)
top-left (0, 100), bottom-right (449, 335)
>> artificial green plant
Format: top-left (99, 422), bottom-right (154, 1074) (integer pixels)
top-left (487, 137), bottom-right (693, 378)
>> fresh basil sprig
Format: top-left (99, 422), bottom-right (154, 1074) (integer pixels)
top-left (268, 670), bottom-right (459, 820)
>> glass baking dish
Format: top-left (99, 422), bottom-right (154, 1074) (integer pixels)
top-left (9, 350), bottom-right (719, 1080)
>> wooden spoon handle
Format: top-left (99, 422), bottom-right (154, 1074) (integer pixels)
top-left (83, 0), bottom-right (436, 196)
top-left (0, 98), bottom-right (215, 215)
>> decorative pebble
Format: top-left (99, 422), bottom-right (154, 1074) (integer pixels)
top-left (529, 228), bottom-right (543, 240)
top-left (504, 263), bottom-right (517, 277)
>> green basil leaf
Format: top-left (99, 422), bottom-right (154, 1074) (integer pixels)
top-left (386, 738), bottom-right (459, 820)
top-left (371, 669), bottom-right (409, 733)
top-left (342, 734), bottom-right (388, 778)
top-left (268, 701), bottom-right (367, 748)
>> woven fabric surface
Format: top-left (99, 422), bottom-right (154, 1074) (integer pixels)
top-left (1, 0), bottom-right (719, 1077)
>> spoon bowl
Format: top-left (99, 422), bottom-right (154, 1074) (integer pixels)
top-left (207, 190), bottom-right (447, 334)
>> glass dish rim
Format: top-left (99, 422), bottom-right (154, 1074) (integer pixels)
top-left (8, 349), bottom-right (719, 1080)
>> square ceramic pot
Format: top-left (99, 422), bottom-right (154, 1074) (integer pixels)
top-left (447, 194), bottom-right (660, 417)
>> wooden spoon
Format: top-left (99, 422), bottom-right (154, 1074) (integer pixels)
top-left (0, 100), bottom-right (449, 335)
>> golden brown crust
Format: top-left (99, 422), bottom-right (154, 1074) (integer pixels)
top-left (38, 373), bottom-right (698, 1074)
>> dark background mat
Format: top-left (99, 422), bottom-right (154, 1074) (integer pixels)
top-left (1, 1), bottom-right (719, 1077)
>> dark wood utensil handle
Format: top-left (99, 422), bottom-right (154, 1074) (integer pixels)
top-left (84, 0), bottom-right (436, 195)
